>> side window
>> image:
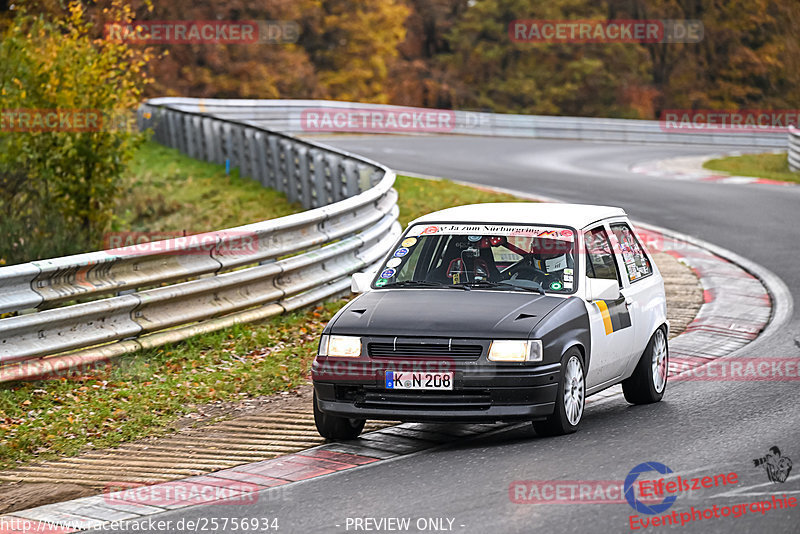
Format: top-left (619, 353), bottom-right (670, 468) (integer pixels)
top-left (610, 223), bottom-right (652, 283)
top-left (584, 226), bottom-right (620, 285)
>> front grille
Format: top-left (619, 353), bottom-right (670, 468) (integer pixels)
top-left (367, 342), bottom-right (483, 360)
top-left (357, 389), bottom-right (492, 411)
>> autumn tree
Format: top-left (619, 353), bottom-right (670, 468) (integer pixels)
top-left (12, 0), bottom-right (800, 120)
top-left (303, 0), bottom-right (409, 103)
top-left (93, 0), bottom-right (408, 103)
top-left (388, 0), bottom-right (469, 108)
top-left (132, 0), bottom-right (318, 99)
top-left (0, 1), bottom-right (153, 263)
top-left (440, 0), bottom-right (650, 117)
top-left (609, 0), bottom-right (800, 113)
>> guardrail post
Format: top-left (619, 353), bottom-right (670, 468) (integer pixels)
top-left (265, 135), bottom-right (280, 190)
top-left (789, 127), bottom-right (800, 172)
top-left (341, 160), bottom-right (359, 198)
top-left (296, 146), bottom-right (312, 209)
top-left (310, 149), bottom-right (327, 209)
top-left (277, 139), bottom-right (292, 199)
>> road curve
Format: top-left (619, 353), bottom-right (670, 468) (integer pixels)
top-left (100, 136), bottom-right (800, 534)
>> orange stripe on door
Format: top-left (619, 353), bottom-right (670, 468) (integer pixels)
top-left (596, 300), bottom-right (614, 335)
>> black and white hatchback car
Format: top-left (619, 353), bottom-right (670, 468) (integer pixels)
top-left (312, 203), bottom-right (668, 439)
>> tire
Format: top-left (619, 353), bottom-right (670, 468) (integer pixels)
top-left (533, 348), bottom-right (585, 436)
top-left (313, 391), bottom-right (365, 441)
top-left (622, 327), bottom-right (668, 405)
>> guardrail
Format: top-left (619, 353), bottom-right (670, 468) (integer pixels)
top-left (146, 98), bottom-right (788, 149)
top-left (0, 102), bottom-right (400, 382)
top-left (2, 98), bottom-right (791, 383)
top-left (789, 127), bottom-right (800, 171)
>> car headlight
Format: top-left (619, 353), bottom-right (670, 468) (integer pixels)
top-left (488, 340), bottom-right (543, 362)
top-left (320, 335), bottom-right (362, 358)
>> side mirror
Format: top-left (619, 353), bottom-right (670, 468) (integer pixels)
top-left (585, 278), bottom-right (620, 302)
top-left (351, 272), bottom-right (374, 293)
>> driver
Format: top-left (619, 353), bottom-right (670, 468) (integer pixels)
top-left (427, 235), bottom-right (501, 284)
top-left (525, 237), bottom-right (573, 290)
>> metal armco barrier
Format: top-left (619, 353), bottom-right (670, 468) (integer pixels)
top-left (2, 98), bottom-right (790, 382)
top-left (146, 98), bottom-right (789, 149)
top-left (789, 127), bottom-right (800, 171)
top-left (0, 101), bottom-right (400, 382)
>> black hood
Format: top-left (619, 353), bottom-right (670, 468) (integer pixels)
top-left (328, 289), bottom-right (567, 338)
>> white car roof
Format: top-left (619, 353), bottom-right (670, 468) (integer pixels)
top-left (410, 203), bottom-right (627, 229)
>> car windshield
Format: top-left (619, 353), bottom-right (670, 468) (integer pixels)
top-left (373, 223), bottom-right (577, 294)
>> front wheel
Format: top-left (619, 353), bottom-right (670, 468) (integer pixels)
top-left (622, 327), bottom-right (668, 405)
top-left (533, 348), bottom-right (585, 436)
top-left (313, 390), bottom-right (365, 441)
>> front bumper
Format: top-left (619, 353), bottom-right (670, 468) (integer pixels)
top-left (312, 360), bottom-right (560, 423)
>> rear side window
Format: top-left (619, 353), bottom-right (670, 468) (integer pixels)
top-left (584, 226), bottom-right (620, 284)
top-left (610, 223), bottom-right (652, 282)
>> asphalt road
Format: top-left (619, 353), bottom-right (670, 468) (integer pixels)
top-left (100, 136), bottom-right (800, 533)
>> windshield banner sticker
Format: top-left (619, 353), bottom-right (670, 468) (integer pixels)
top-left (409, 224), bottom-right (575, 240)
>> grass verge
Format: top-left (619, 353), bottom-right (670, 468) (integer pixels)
top-left (0, 141), bottom-right (304, 267)
top-left (115, 141), bottom-right (303, 233)
top-left (0, 167), bottom-right (527, 469)
top-left (703, 152), bottom-right (800, 184)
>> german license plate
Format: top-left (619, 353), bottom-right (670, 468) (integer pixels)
top-left (385, 371), bottom-right (453, 390)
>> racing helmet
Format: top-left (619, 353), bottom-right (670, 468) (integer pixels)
top-left (530, 236), bottom-right (572, 273)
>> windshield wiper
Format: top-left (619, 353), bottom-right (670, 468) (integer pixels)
top-left (457, 279), bottom-right (546, 295)
top-left (499, 280), bottom-right (546, 295)
top-left (382, 280), bottom-right (476, 291)
top-left (449, 280), bottom-right (497, 291)
top-left (381, 280), bottom-right (447, 288)
top-left (382, 279), bottom-right (545, 295)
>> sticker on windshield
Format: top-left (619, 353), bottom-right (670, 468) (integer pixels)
top-left (408, 224), bottom-right (574, 240)
top-left (375, 278), bottom-right (389, 287)
top-left (380, 268), bottom-right (397, 279)
top-left (394, 248), bottom-right (409, 257)
top-left (564, 268), bottom-right (573, 275)
top-left (545, 255), bottom-right (567, 272)
top-left (386, 258), bottom-right (402, 268)
top-left (549, 281), bottom-right (563, 291)
top-left (401, 237), bottom-right (417, 247)
top-left (563, 282), bottom-right (573, 289)
top-left (468, 235), bottom-right (482, 242)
